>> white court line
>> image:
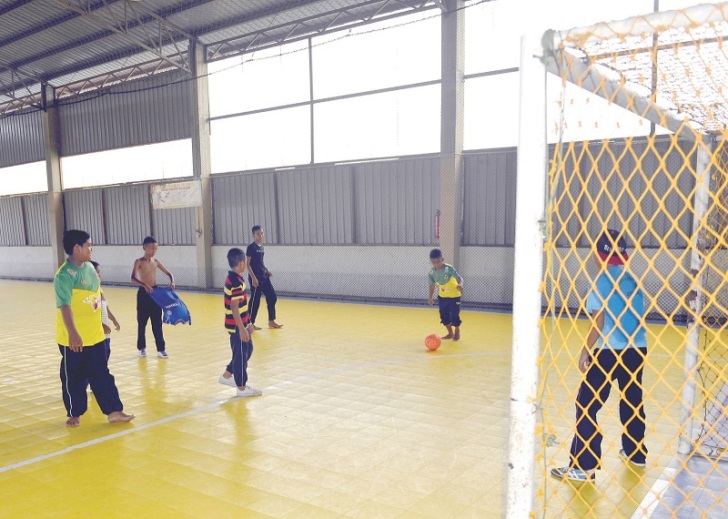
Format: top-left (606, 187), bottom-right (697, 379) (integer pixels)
top-left (630, 463), bottom-right (678, 519)
top-left (0, 351), bottom-right (495, 474)
top-left (0, 400), bottom-right (225, 474)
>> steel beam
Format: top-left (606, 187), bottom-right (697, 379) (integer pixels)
top-left (54, 55), bottom-right (184, 99)
top-left (0, 54), bottom-right (183, 116)
top-left (0, 0), bottom-right (34, 17)
top-left (0, 63), bottom-right (44, 111)
top-left (206, 0), bottom-right (434, 61)
top-left (49, 0), bottom-right (194, 72)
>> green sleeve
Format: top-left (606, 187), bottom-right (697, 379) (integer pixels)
top-left (55, 271), bottom-right (73, 308)
top-left (450, 265), bottom-right (461, 280)
top-left (428, 269), bottom-right (435, 285)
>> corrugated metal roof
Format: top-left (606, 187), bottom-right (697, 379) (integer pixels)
top-left (0, 2), bottom-right (70, 42)
top-left (0, 0), bottom-right (420, 110)
top-left (192, 0), bottom-right (382, 43)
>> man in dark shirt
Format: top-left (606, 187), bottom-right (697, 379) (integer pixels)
top-left (246, 225), bottom-right (283, 329)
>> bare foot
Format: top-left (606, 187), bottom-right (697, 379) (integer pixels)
top-left (66, 417), bottom-right (80, 427)
top-left (453, 329), bottom-right (460, 341)
top-left (269, 321), bottom-right (283, 329)
top-left (441, 334), bottom-right (454, 340)
top-left (108, 411), bottom-right (135, 423)
top-left (253, 325), bottom-right (262, 331)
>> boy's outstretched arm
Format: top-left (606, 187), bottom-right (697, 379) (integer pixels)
top-left (156, 260), bottom-right (175, 290)
top-left (428, 284), bottom-right (436, 306)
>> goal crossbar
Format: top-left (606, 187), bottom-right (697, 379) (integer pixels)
top-left (542, 44), bottom-right (704, 143)
top-left (550, 1), bottom-right (728, 46)
top-left (542, 2), bottom-right (728, 140)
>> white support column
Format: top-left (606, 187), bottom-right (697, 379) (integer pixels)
top-left (190, 41), bottom-right (214, 289)
top-left (42, 84), bottom-right (65, 268)
top-left (679, 139), bottom-right (713, 455)
top-left (438, 0), bottom-right (464, 264)
top-left (506, 33), bottom-right (548, 519)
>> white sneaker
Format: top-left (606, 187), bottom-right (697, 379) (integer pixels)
top-left (550, 466), bottom-right (595, 482)
top-left (619, 449), bottom-right (646, 467)
top-left (236, 386), bottom-right (262, 398)
top-left (218, 375), bottom-right (236, 387)
top-left (157, 351), bottom-right (169, 359)
top-left (138, 349), bottom-right (146, 358)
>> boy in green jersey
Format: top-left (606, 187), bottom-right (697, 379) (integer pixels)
top-left (427, 248), bottom-right (464, 341)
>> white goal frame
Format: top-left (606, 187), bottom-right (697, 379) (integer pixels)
top-left (507, 3), bottom-right (727, 517)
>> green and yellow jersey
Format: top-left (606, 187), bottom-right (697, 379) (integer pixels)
top-left (54, 261), bottom-right (105, 347)
top-left (428, 263), bottom-right (461, 298)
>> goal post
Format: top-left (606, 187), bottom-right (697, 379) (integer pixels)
top-left (680, 142), bottom-right (713, 455)
top-left (506, 31), bottom-right (548, 518)
top-left (509, 2), bottom-right (728, 517)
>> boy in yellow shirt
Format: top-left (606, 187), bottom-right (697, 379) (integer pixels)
top-left (427, 248), bottom-right (464, 340)
top-left (55, 229), bottom-right (134, 427)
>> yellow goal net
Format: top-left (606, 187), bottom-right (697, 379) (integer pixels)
top-left (509, 2), bottom-right (728, 517)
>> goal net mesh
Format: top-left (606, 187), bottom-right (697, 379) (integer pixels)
top-left (537, 2), bottom-right (728, 516)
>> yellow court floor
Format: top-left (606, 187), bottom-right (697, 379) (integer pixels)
top-left (0, 280), bottom-right (510, 518)
top-left (0, 279), bottom-right (709, 518)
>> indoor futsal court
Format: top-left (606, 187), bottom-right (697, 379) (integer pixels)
top-left (0, 279), bottom-right (505, 518)
top-left (2, 280), bottom-right (727, 518)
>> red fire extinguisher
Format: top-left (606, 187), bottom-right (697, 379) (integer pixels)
top-left (434, 210), bottom-right (440, 239)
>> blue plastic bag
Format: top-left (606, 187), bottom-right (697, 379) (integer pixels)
top-left (148, 287), bottom-right (192, 325)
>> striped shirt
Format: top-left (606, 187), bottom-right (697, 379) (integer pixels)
top-left (224, 270), bottom-right (250, 334)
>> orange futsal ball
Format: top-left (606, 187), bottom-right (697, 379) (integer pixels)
top-left (425, 334), bottom-right (441, 351)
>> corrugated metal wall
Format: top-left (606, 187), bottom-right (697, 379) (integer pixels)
top-left (278, 166), bottom-right (354, 245)
top-left (22, 194), bottom-right (50, 245)
top-left (463, 150), bottom-right (517, 246)
top-left (213, 158), bottom-right (439, 246)
top-left (153, 207), bottom-right (196, 245)
top-left (209, 148), bottom-right (693, 249)
top-left (0, 109), bottom-right (45, 168)
top-left (0, 144), bottom-right (703, 254)
top-left (0, 196), bottom-right (25, 245)
top-left (63, 189), bottom-right (105, 243)
top-left (60, 185), bottom-right (193, 246)
top-left (553, 139), bottom-right (696, 248)
top-left (212, 173), bottom-right (278, 245)
top-left (104, 185), bottom-right (151, 245)
top-left (58, 70), bottom-right (192, 157)
top-left (354, 157), bottom-right (439, 245)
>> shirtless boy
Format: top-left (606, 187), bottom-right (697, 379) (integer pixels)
top-left (131, 236), bottom-right (175, 358)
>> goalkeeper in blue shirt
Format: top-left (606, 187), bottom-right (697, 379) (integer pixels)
top-left (552, 229), bottom-right (648, 483)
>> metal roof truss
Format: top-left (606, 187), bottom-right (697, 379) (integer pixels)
top-left (206, 0), bottom-right (433, 61)
top-left (49, 0), bottom-right (194, 73)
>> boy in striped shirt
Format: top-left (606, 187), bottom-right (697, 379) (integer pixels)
top-left (218, 248), bottom-right (261, 397)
